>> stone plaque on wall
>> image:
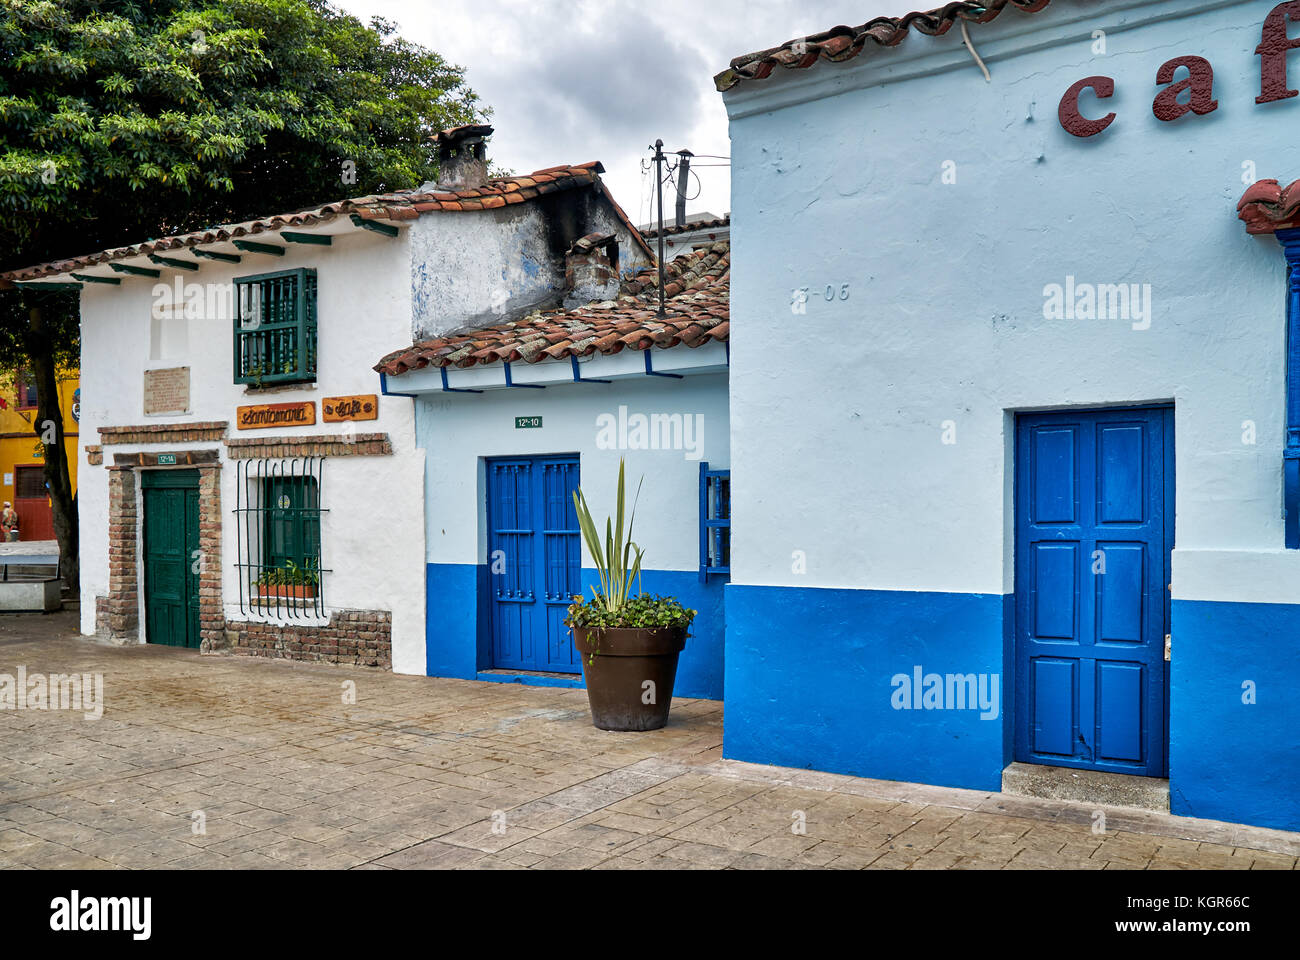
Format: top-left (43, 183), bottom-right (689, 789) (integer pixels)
top-left (143, 367), bottom-right (191, 416)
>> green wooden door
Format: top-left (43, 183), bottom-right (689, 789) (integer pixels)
top-left (142, 470), bottom-right (201, 648)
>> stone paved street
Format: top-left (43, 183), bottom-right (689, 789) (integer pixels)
top-left (1, 611), bottom-right (1297, 870)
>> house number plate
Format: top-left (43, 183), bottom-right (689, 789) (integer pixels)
top-left (515, 416), bottom-right (543, 429)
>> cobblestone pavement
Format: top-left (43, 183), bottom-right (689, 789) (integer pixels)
top-left (1, 611), bottom-right (1297, 870)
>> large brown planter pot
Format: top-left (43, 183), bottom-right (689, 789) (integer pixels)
top-left (571, 626), bottom-right (687, 731)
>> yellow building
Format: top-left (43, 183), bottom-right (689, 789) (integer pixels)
top-left (0, 370), bottom-right (79, 541)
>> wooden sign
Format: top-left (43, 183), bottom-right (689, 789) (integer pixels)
top-left (236, 401), bottom-right (315, 430)
top-left (143, 367), bottom-right (190, 416)
top-left (322, 394), bottom-right (378, 423)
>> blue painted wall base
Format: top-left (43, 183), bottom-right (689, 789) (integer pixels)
top-left (1170, 599), bottom-right (1300, 833)
top-left (725, 583), bottom-right (1300, 832)
top-left (425, 563), bottom-right (725, 701)
top-left (724, 583), bottom-right (1010, 791)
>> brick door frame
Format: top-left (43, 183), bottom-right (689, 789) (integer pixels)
top-left (104, 455), bottom-right (222, 648)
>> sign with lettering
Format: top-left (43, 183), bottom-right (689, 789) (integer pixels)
top-left (322, 395), bottom-right (378, 423)
top-left (157, 453), bottom-right (177, 465)
top-left (1059, 3), bottom-right (1299, 138)
top-left (515, 416), bottom-right (543, 429)
top-left (143, 367), bottom-right (190, 416)
top-left (236, 401), bottom-right (316, 430)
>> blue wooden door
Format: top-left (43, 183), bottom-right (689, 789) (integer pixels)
top-left (486, 456), bottom-right (582, 673)
top-left (1015, 407), bottom-right (1172, 776)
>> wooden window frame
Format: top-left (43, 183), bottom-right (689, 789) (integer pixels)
top-left (233, 268), bottom-right (318, 386)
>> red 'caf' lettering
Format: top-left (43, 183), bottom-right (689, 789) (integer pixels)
top-left (1153, 56), bottom-right (1218, 121)
top-left (1059, 76), bottom-right (1117, 137)
top-left (1257, 1), bottom-right (1300, 103)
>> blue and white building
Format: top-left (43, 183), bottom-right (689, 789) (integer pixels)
top-left (716, 0), bottom-right (1299, 831)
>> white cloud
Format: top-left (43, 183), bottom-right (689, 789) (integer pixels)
top-left (336, 0), bottom-right (921, 220)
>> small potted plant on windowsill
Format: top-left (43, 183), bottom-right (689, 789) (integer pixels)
top-left (565, 458), bottom-right (696, 731)
top-left (256, 559), bottom-right (319, 601)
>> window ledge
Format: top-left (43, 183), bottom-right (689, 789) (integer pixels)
top-left (242, 382), bottom-right (317, 396)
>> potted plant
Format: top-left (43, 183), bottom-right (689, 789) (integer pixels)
top-left (565, 458), bottom-right (696, 731)
top-left (256, 559), bottom-right (319, 600)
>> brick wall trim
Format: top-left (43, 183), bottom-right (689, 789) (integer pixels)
top-left (99, 422), bottom-right (229, 445)
top-left (225, 433), bottom-right (393, 458)
top-left (225, 609), bottom-right (392, 667)
top-left (103, 455), bottom-right (223, 647)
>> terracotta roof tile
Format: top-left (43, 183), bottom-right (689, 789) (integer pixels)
top-left (714, 0), bottom-right (1053, 92)
top-left (641, 215), bottom-right (729, 240)
top-left (375, 241), bottom-right (730, 377)
top-left (1, 160), bottom-right (656, 285)
top-left (1238, 178), bottom-right (1300, 234)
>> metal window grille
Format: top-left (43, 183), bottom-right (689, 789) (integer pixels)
top-left (233, 458), bottom-right (330, 618)
top-left (699, 461), bottom-right (731, 581)
top-left (233, 268), bottom-right (318, 385)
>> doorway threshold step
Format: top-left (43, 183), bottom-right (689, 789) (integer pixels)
top-left (1002, 762), bottom-right (1169, 813)
top-left (476, 669), bottom-right (584, 689)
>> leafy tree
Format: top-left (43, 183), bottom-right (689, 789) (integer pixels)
top-left (0, 0), bottom-right (489, 594)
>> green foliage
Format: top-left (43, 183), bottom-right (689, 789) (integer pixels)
top-left (256, 557), bottom-right (318, 587)
top-left (565, 593), bottom-right (696, 631)
top-left (570, 457), bottom-right (644, 617)
top-left (0, 0), bottom-right (489, 275)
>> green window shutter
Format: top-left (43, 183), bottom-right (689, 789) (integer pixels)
top-left (233, 268), bottom-right (318, 385)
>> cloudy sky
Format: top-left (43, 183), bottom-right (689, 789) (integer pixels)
top-left (335, 0), bottom-right (920, 224)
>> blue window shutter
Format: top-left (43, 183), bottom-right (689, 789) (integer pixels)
top-left (699, 461), bottom-right (731, 581)
top-left (699, 462), bottom-right (708, 582)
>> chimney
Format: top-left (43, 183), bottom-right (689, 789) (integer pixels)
top-left (564, 233), bottom-right (620, 308)
top-left (432, 124), bottom-right (494, 191)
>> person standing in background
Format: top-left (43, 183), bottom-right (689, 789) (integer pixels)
top-left (1, 501), bottom-right (19, 541)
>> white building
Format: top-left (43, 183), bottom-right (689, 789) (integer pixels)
top-left (0, 125), bottom-right (653, 675)
top-left (716, 0), bottom-right (1300, 832)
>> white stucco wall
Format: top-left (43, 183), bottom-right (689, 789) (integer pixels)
top-left (724, 0), bottom-right (1300, 601)
top-left (409, 190), bottom-right (652, 341)
top-left (418, 371), bottom-right (729, 571)
top-left (76, 227), bottom-right (428, 673)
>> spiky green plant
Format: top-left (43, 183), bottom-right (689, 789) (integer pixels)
top-left (571, 458), bottom-right (644, 615)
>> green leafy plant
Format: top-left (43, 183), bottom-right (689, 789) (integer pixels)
top-left (567, 593), bottom-right (696, 631)
top-left (256, 558), bottom-right (319, 589)
top-left (570, 457), bottom-right (643, 617)
top-left (564, 458), bottom-right (695, 633)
